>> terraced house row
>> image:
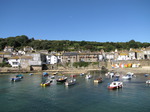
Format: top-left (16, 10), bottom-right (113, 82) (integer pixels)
top-left (0, 46), bottom-right (150, 70)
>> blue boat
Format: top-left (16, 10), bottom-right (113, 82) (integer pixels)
top-left (11, 77), bottom-right (21, 82)
top-left (43, 72), bottom-right (48, 76)
top-left (29, 73), bottom-right (34, 76)
top-left (114, 78), bottom-right (119, 81)
top-left (144, 74), bottom-right (149, 77)
top-left (16, 74), bottom-right (23, 78)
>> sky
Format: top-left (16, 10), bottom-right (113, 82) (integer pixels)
top-left (0, 0), bottom-right (150, 42)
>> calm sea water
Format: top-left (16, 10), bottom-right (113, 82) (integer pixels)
top-left (0, 72), bottom-right (150, 112)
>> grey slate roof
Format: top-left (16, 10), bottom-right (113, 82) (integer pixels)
top-left (63, 52), bottom-right (79, 56)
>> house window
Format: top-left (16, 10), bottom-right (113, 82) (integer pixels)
top-left (12, 62), bottom-right (18, 65)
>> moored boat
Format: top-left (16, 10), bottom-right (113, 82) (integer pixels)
top-left (43, 72), bottom-right (48, 76)
top-left (122, 74), bottom-right (132, 80)
top-left (29, 73), bottom-right (33, 76)
top-left (114, 73), bottom-right (120, 78)
top-left (80, 73), bottom-right (85, 76)
top-left (146, 80), bottom-right (150, 84)
top-left (85, 74), bottom-right (92, 79)
top-left (109, 72), bottom-right (115, 78)
top-left (52, 72), bottom-right (58, 75)
top-left (40, 80), bottom-right (52, 87)
top-left (16, 74), bottom-right (23, 78)
top-left (56, 76), bottom-right (67, 83)
top-left (108, 81), bottom-right (123, 90)
top-left (65, 79), bottom-right (76, 86)
top-left (144, 74), bottom-right (149, 77)
top-left (11, 77), bottom-right (21, 82)
top-left (94, 77), bottom-right (102, 83)
top-left (48, 75), bottom-right (55, 79)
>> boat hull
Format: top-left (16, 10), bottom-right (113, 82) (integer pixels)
top-left (41, 83), bottom-right (50, 87)
top-left (108, 81), bottom-right (123, 90)
top-left (11, 77), bottom-right (21, 82)
top-left (57, 78), bottom-right (67, 83)
top-left (94, 79), bottom-right (102, 83)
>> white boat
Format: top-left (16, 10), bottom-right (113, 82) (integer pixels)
top-left (114, 73), bottom-right (120, 78)
top-left (48, 75), bottom-right (55, 79)
top-left (127, 72), bottom-right (134, 75)
top-left (127, 72), bottom-right (136, 77)
top-left (85, 74), bottom-right (92, 79)
top-left (80, 73), bottom-right (85, 76)
top-left (108, 81), bottom-right (123, 90)
top-left (122, 74), bottom-right (132, 80)
top-left (109, 72), bottom-right (115, 78)
top-left (146, 80), bottom-right (150, 84)
top-left (65, 79), bottom-right (76, 86)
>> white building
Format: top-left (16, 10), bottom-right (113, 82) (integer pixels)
top-left (105, 52), bottom-right (114, 61)
top-left (143, 47), bottom-right (150, 59)
top-left (46, 55), bottom-right (58, 64)
top-left (8, 56), bottom-right (20, 68)
top-left (117, 53), bottom-right (129, 60)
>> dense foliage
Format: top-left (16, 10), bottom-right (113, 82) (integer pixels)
top-left (73, 62), bottom-right (91, 68)
top-left (0, 35), bottom-right (150, 52)
top-left (0, 62), bottom-right (11, 67)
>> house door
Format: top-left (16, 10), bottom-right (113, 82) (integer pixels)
top-left (135, 52), bottom-right (137, 59)
top-left (144, 55), bottom-right (147, 59)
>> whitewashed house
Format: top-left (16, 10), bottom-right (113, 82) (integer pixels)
top-left (143, 47), bottom-right (150, 59)
top-left (105, 52), bottom-right (115, 61)
top-left (4, 46), bottom-right (14, 52)
top-left (18, 50), bottom-right (26, 55)
top-left (23, 46), bottom-right (34, 52)
top-left (46, 55), bottom-right (58, 64)
top-left (136, 49), bottom-right (144, 60)
top-left (129, 50), bottom-right (136, 60)
top-left (117, 52), bottom-right (129, 60)
top-left (98, 54), bottom-right (104, 61)
top-left (7, 56), bottom-right (20, 68)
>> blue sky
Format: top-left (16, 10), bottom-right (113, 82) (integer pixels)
top-left (0, 0), bottom-right (150, 42)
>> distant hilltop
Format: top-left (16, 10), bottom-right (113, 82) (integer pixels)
top-left (0, 35), bottom-right (150, 52)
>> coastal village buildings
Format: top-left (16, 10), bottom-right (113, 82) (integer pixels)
top-left (7, 56), bottom-right (20, 68)
top-left (117, 52), bottom-right (129, 60)
top-left (25, 53), bottom-right (46, 71)
top-left (143, 47), bottom-right (150, 59)
top-left (105, 52), bottom-right (115, 61)
top-left (3, 46), bottom-right (14, 52)
top-left (62, 52), bottom-right (78, 63)
top-left (20, 56), bottom-right (33, 69)
top-left (23, 46), bottom-right (34, 53)
top-left (46, 55), bottom-right (58, 64)
top-left (1, 45), bottom-right (150, 70)
top-left (78, 52), bottom-right (99, 62)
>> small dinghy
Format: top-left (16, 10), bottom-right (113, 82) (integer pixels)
top-left (65, 79), bottom-right (76, 86)
top-left (40, 80), bottom-right (52, 87)
top-left (56, 76), bottom-right (67, 83)
top-left (85, 74), bottom-right (92, 79)
top-left (94, 77), bottom-right (102, 83)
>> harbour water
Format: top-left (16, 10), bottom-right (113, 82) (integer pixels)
top-left (0, 72), bottom-right (150, 112)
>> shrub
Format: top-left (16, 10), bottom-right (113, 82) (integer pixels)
top-left (73, 62), bottom-right (91, 68)
top-left (0, 62), bottom-right (11, 67)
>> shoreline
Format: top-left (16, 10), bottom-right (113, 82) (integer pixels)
top-left (0, 66), bottom-right (150, 75)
